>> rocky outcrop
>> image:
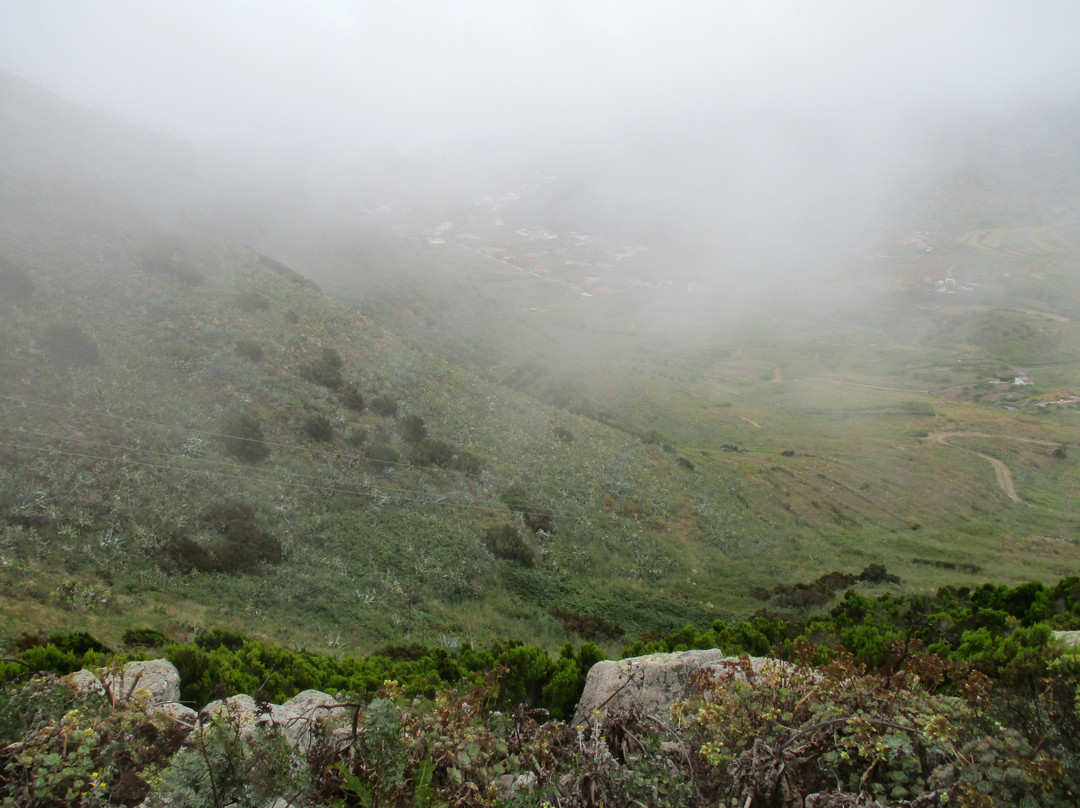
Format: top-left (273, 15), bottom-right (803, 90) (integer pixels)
top-left (67, 658), bottom-right (181, 704)
top-left (65, 658), bottom-right (197, 726)
top-left (572, 649), bottom-right (782, 726)
top-left (1054, 630), bottom-right (1080, 647)
top-left (199, 689), bottom-right (350, 754)
top-left (64, 660), bottom-right (353, 753)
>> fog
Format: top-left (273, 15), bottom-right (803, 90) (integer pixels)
top-left (2, 1), bottom-right (1079, 306)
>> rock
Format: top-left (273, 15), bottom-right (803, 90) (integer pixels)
top-left (1054, 630), bottom-right (1080, 647)
top-left (572, 649), bottom-right (782, 726)
top-left (150, 701), bottom-right (199, 729)
top-left (120, 660), bottom-right (182, 704)
top-left (65, 659), bottom-right (182, 707)
top-left (200, 690), bottom-right (347, 754)
top-left (494, 771), bottom-right (537, 798)
top-left (282, 689), bottom-right (348, 724)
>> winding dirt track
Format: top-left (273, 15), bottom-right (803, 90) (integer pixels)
top-left (927, 432), bottom-right (1057, 505)
top-left (975, 453), bottom-right (1022, 503)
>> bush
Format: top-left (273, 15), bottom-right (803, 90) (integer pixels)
top-left (365, 442), bottom-right (400, 470)
top-left (483, 523), bottom-right (534, 566)
top-left (400, 414), bottom-right (427, 443)
top-left (554, 426), bottom-right (574, 442)
top-left (340, 383), bottom-right (365, 412)
top-left (370, 394), bottom-right (399, 417)
top-left (449, 450), bottom-right (484, 478)
top-left (235, 338), bottom-right (263, 361)
top-left (300, 347), bottom-right (344, 390)
top-left (219, 411), bottom-right (270, 462)
top-left (40, 323), bottom-right (99, 367)
top-left (233, 290), bottom-right (271, 314)
top-left (303, 413), bottom-right (334, 442)
top-left (162, 534), bottom-right (215, 573)
top-left (501, 486), bottom-right (553, 533)
top-left (122, 628), bottom-right (171, 648)
top-left (201, 500), bottom-right (283, 572)
top-left (407, 437), bottom-right (453, 467)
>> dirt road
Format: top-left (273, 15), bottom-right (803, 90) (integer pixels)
top-left (975, 453), bottom-right (1022, 503)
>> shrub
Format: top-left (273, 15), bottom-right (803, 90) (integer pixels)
top-left (235, 338), bottom-right (263, 361)
top-left (219, 411), bottom-right (270, 462)
top-left (201, 500), bottom-right (283, 572)
top-left (369, 394), bottom-right (399, 417)
top-left (483, 523), bottom-right (534, 566)
top-left (340, 382), bottom-right (365, 411)
top-left (302, 413), bottom-right (334, 442)
top-left (300, 347), bottom-right (344, 390)
top-left (40, 323), bottom-right (99, 366)
top-left (162, 534), bottom-right (215, 573)
top-left (549, 606), bottom-right (623, 641)
top-left (365, 442), bottom-right (400, 470)
top-left (400, 414), bottom-right (427, 443)
top-left (502, 486), bottom-right (553, 533)
top-left (407, 437), bottom-right (453, 467)
top-left (554, 425), bottom-right (574, 442)
top-left (122, 628), bottom-right (171, 648)
top-left (232, 290), bottom-right (272, 314)
top-left (449, 450), bottom-right (484, 478)
top-left (642, 428), bottom-right (675, 451)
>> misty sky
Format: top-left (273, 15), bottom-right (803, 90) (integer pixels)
top-left (3, 1), bottom-right (1079, 168)
top-left (3, 0), bottom-right (1080, 291)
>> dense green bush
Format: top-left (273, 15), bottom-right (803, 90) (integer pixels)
top-left (501, 486), bottom-right (553, 533)
top-left (232, 290), bottom-right (271, 314)
top-left (365, 442), bottom-right (400, 470)
top-left (219, 411), bottom-right (270, 462)
top-left (340, 382), bottom-right (365, 411)
top-left (399, 413), bottom-right (427, 443)
top-left (162, 502), bottom-right (282, 574)
top-left (234, 338), bottom-right (263, 361)
top-left (300, 346), bottom-right (344, 389)
top-left (302, 413), bottom-right (334, 442)
top-left (407, 437), bottom-right (453, 467)
top-left (201, 500), bottom-right (283, 572)
top-left (369, 394), bottom-right (399, 417)
top-left (483, 523), bottom-right (534, 567)
top-left (122, 628), bottom-right (171, 648)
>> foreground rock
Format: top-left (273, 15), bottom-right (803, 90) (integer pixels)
top-left (199, 689), bottom-right (350, 753)
top-left (572, 649), bottom-right (781, 726)
top-left (66, 658), bottom-right (197, 726)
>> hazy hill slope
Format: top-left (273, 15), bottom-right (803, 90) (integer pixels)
top-left (1, 75), bottom-right (1079, 656)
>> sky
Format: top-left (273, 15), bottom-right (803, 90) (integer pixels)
top-left (2, 0), bottom-right (1079, 289)
top-left (2, 0), bottom-right (1079, 166)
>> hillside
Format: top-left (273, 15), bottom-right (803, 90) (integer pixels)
top-left (1, 73), bottom-right (1079, 660)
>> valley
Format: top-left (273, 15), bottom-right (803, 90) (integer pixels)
top-left (0, 72), bottom-right (1079, 662)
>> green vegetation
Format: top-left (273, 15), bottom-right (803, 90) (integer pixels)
top-left (4, 575), bottom-right (1080, 805)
